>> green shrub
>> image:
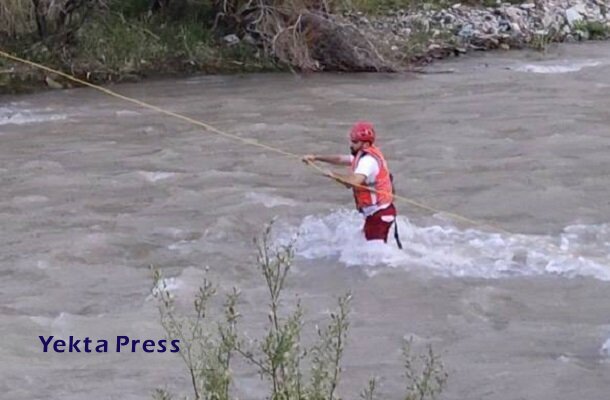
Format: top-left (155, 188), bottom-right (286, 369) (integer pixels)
top-left (152, 223), bottom-right (448, 400)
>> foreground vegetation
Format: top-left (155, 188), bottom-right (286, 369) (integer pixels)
top-left (151, 224), bottom-right (448, 400)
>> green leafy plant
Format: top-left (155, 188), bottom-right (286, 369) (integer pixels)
top-left (152, 222), bottom-right (448, 400)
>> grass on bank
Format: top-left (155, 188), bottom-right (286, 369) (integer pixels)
top-left (72, 13), bottom-right (278, 79)
top-left (0, 1), bottom-right (281, 93)
top-left (572, 20), bottom-right (610, 40)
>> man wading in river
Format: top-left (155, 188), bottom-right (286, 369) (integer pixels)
top-left (302, 121), bottom-right (402, 247)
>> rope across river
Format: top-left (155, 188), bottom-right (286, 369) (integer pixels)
top-left (2, 49), bottom-right (606, 268)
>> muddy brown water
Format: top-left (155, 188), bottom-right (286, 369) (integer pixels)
top-left (1, 42), bottom-right (610, 400)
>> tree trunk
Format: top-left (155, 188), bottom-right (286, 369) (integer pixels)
top-left (31, 0), bottom-right (48, 39)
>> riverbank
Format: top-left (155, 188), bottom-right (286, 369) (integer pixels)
top-left (1, 0), bottom-right (609, 93)
top-left (0, 3), bottom-right (283, 94)
top-left (346, 0), bottom-right (610, 64)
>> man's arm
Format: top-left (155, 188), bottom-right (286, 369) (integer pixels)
top-left (302, 154), bottom-right (370, 189)
top-left (328, 154), bottom-right (377, 189)
top-left (325, 171), bottom-right (367, 189)
top-left (302, 154), bottom-right (351, 166)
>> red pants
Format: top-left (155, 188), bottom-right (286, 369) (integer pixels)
top-left (363, 204), bottom-right (397, 242)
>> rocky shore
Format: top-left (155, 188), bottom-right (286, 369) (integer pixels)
top-left (342, 0), bottom-right (610, 65)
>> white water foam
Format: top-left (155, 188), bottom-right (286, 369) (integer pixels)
top-left (149, 277), bottom-right (182, 300)
top-left (12, 195), bottom-right (49, 205)
top-left (514, 60), bottom-right (603, 74)
top-left (30, 312), bottom-right (78, 332)
top-left (246, 191), bottom-right (297, 208)
top-left (0, 106), bottom-right (67, 126)
top-left (601, 337), bottom-right (610, 357)
top-left (146, 266), bottom-right (206, 304)
top-left (277, 209), bottom-right (610, 280)
top-left (115, 110), bottom-right (140, 117)
top-left (138, 171), bottom-right (176, 182)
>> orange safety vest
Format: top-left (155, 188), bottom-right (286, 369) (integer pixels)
top-left (351, 145), bottom-right (394, 212)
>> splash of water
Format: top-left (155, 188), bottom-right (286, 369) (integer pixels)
top-left (514, 60), bottom-right (603, 74)
top-left (245, 191), bottom-right (298, 208)
top-left (277, 210), bottom-right (610, 280)
top-left (602, 338), bottom-right (610, 356)
top-left (0, 106), bottom-right (67, 126)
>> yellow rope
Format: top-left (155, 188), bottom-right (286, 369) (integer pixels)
top-left (2, 49), bottom-right (606, 269)
top-left (1, 49), bottom-right (501, 229)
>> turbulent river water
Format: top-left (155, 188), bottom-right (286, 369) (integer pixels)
top-left (1, 42), bottom-right (610, 400)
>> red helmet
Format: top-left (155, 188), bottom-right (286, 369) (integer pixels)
top-left (350, 121), bottom-right (376, 144)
